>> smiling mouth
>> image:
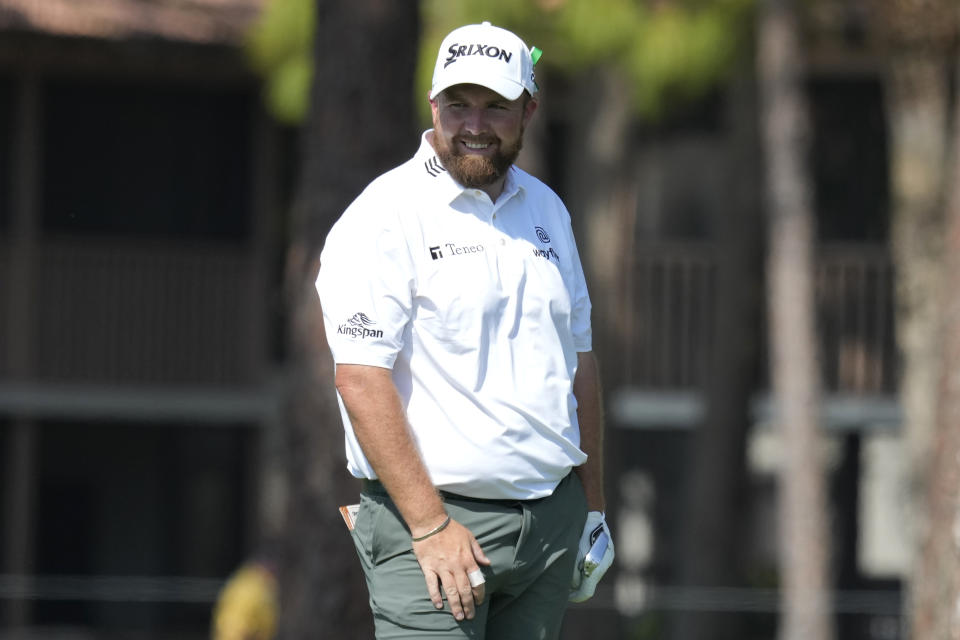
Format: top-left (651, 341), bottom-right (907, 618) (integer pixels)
top-left (460, 139), bottom-right (495, 152)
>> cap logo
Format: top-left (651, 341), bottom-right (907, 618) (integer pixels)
top-left (444, 43), bottom-right (513, 68)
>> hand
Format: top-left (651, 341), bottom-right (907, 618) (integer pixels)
top-left (412, 517), bottom-right (491, 621)
top-left (569, 511), bottom-right (614, 603)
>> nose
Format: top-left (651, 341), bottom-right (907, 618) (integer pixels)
top-left (462, 107), bottom-right (487, 135)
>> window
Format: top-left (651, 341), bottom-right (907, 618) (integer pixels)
top-left (42, 80), bottom-right (253, 240)
top-left (809, 76), bottom-right (890, 242)
top-left (34, 420), bottom-right (253, 631)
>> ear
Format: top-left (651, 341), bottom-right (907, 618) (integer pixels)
top-left (522, 96), bottom-right (539, 127)
top-left (429, 92), bottom-right (439, 119)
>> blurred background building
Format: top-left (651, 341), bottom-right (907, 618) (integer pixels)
top-left (0, 1), bottom-right (289, 637)
top-left (0, 1), bottom-right (908, 639)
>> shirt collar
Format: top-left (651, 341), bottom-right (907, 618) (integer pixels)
top-left (416, 130), bottom-right (526, 207)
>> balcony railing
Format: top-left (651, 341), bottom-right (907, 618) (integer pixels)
top-left (1, 237), bottom-right (262, 386)
top-left (597, 242), bottom-right (897, 394)
top-left (1, 238), bottom-right (897, 394)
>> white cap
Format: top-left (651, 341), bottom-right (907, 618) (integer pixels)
top-left (430, 22), bottom-right (538, 101)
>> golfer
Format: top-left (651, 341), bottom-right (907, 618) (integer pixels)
top-left (316, 21), bottom-right (614, 639)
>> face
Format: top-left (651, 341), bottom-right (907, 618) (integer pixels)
top-left (430, 84), bottom-right (538, 192)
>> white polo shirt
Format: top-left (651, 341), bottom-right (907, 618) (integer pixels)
top-left (316, 131), bottom-right (592, 500)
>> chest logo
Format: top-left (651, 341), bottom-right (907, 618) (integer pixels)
top-left (532, 246), bottom-right (560, 262)
top-left (429, 242), bottom-right (485, 260)
top-left (535, 226), bottom-right (551, 243)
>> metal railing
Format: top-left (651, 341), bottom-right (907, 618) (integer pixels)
top-left (598, 242), bottom-right (897, 394)
top-left (1, 239), bottom-right (897, 393)
top-left (0, 573), bottom-right (901, 616)
top-left (815, 244), bottom-right (897, 394)
top-left (0, 243), bottom-right (9, 377)
top-left (0, 574), bottom-right (222, 604)
top-left (1, 237), bottom-right (261, 386)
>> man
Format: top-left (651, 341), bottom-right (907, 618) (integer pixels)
top-left (316, 21), bottom-right (614, 639)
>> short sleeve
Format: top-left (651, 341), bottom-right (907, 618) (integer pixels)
top-left (564, 217), bottom-right (592, 352)
top-left (316, 197), bottom-right (414, 369)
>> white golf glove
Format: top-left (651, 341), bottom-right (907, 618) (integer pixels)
top-left (569, 511), bottom-right (614, 602)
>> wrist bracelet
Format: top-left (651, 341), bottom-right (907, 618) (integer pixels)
top-left (411, 515), bottom-right (451, 542)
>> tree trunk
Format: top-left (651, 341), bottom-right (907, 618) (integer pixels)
top-left (757, 1), bottom-right (834, 639)
top-left (909, 53), bottom-right (960, 640)
top-left (883, 51), bottom-right (953, 640)
top-left (278, 2), bottom-right (419, 638)
top-left (672, 72), bottom-right (763, 640)
top-left (549, 66), bottom-right (635, 640)
top-left (561, 66), bottom-right (636, 358)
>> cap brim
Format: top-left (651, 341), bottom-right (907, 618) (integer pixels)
top-left (430, 67), bottom-right (525, 101)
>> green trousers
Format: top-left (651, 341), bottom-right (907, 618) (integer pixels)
top-left (351, 472), bottom-right (588, 639)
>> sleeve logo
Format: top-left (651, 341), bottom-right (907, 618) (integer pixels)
top-left (338, 312), bottom-right (384, 339)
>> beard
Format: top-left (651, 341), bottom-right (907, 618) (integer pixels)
top-left (434, 132), bottom-right (523, 189)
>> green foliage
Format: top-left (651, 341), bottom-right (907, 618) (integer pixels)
top-left (246, 0), bottom-right (315, 124)
top-left (551, 0), bottom-right (646, 66)
top-left (627, 0), bottom-right (754, 117)
top-left (245, 0), bottom-right (755, 125)
top-left (626, 610), bottom-right (665, 640)
top-left (420, 0), bottom-right (755, 122)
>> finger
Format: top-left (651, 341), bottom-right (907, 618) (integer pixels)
top-left (442, 572), bottom-right (467, 621)
top-left (467, 568), bottom-right (487, 604)
top-left (423, 570), bottom-right (444, 610)
top-left (454, 571), bottom-right (476, 620)
top-left (568, 577), bottom-right (594, 603)
top-left (472, 582), bottom-right (486, 606)
top-left (468, 568), bottom-right (486, 605)
top-left (471, 538), bottom-right (491, 565)
top-left (579, 576), bottom-right (598, 601)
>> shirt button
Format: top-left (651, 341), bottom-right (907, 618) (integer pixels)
top-left (493, 214), bottom-right (497, 219)
top-left (500, 238), bottom-right (506, 245)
